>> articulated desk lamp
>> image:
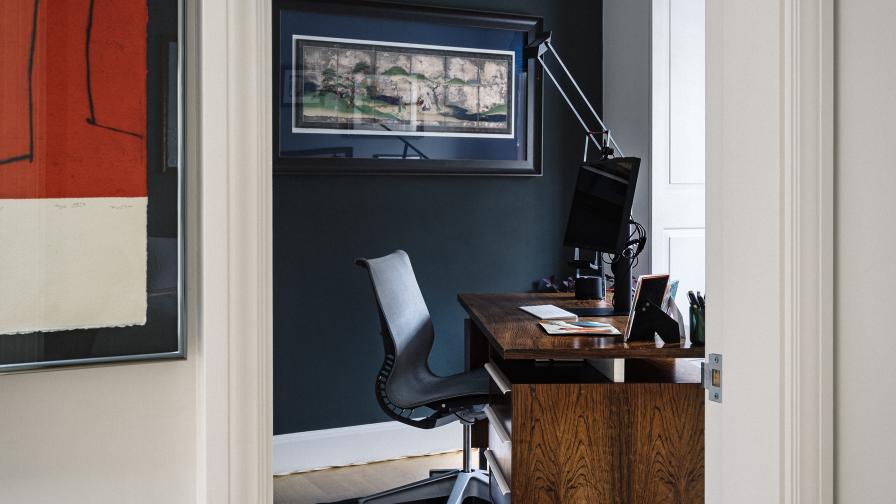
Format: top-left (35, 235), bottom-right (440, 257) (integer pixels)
top-left (526, 32), bottom-right (646, 316)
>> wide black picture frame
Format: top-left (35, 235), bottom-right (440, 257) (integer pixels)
top-left (0, 0), bottom-right (185, 373)
top-left (272, 0), bottom-right (543, 175)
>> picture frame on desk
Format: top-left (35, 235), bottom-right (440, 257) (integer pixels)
top-left (624, 274), bottom-right (679, 342)
top-left (272, 0), bottom-right (543, 175)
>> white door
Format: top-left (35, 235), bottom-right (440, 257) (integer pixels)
top-left (650, 0), bottom-right (705, 314)
top-left (705, 0), bottom-right (833, 502)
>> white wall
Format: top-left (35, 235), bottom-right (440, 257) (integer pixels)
top-left (0, 360), bottom-right (197, 503)
top-left (603, 0), bottom-right (651, 276)
top-left (835, 0), bottom-right (896, 502)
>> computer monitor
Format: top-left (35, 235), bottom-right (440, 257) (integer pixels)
top-left (563, 157), bottom-right (640, 253)
top-left (563, 157), bottom-right (641, 317)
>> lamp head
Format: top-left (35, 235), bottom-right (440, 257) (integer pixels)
top-left (524, 31), bottom-right (552, 59)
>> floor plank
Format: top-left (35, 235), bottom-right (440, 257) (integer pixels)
top-left (274, 451), bottom-right (468, 504)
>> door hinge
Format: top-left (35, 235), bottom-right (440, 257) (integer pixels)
top-left (701, 353), bottom-right (722, 403)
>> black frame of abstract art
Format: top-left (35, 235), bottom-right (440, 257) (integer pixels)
top-left (0, 0), bottom-right (185, 373)
top-left (272, 0), bottom-right (543, 175)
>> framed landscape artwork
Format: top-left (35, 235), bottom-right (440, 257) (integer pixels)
top-left (294, 35), bottom-right (515, 138)
top-left (0, 0), bottom-right (184, 372)
top-left (273, 0), bottom-right (543, 175)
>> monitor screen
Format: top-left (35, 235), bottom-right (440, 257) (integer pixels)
top-left (563, 157), bottom-right (640, 253)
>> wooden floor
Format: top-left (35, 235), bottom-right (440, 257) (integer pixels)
top-left (274, 451), bottom-right (468, 504)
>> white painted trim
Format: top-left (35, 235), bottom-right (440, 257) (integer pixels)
top-left (705, 0), bottom-right (832, 502)
top-left (193, 0), bottom-right (274, 502)
top-left (273, 421), bottom-right (463, 475)
top-left (783, 0), bottom-right (835, 502)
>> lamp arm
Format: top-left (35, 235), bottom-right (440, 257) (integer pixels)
top-left (531, 38), bottom-right (626, 158)
top-left (536, 54), bottom-right (605, 153)
top-left (544, 43), bottom-right (609, 140)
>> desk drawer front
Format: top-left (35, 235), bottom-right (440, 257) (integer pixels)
top-left (485, 362), bottom-right (514, 500)
top-left (485, 448), bottom-right (511, 504)
top-left (489, 472), bottom-right (511, 504)
top-left (484, 405), bottom-right (511, 444)
top-left (487, 416), bottom-right (512, 481)
top-left (484, 362), bottom-right (511, 395)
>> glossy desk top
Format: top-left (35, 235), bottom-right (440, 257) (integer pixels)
top-left (458, 292), bottom-right (705, 360)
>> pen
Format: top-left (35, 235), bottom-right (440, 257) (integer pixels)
top-left (687, 291), bottom-right (699, 307)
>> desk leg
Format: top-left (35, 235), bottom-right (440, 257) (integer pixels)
top-left (464, 318), bottom-right (489, 470)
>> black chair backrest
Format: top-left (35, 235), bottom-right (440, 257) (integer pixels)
top-left (356, 250), bottom-right (443, 428)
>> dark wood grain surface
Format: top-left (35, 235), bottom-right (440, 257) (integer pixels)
top-left (458, 292), bottom-right (704, 360)
top-left (512, 382), bottom-right (705, 504)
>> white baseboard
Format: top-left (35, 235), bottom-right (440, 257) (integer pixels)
top-left (273, 420), bottom-right (462, 475)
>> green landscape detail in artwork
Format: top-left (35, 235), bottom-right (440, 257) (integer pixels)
top-left (294, 37), bottom-right (513, 136)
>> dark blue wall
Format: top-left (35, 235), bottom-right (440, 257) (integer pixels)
top-left (274, 0), bottom-right (603, 435)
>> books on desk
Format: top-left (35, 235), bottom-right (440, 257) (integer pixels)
top-left (538, 320), bottom-right (622, 336)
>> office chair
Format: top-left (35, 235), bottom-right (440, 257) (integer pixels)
top-left (355, 250), bottom-right (492, 504)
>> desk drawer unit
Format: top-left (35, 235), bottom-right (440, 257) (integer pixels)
top-left (484, 358), bottom-right (705, 504)
top-left (484, 363), bottom-right (513, 504)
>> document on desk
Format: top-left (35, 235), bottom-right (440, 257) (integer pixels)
top-left (539, 320), bottom-right (622, 336)
top-left (519, 304), bottom-right (578, 321)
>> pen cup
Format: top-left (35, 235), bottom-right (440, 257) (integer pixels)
top-left (690, 305), bottom-right (705, 346)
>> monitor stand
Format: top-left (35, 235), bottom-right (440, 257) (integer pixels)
top-left (569, 256), bottom-right (633, 318)
top-left (568, 306), bottom-right (629, 317)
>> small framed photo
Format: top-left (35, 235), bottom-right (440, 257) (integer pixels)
top-left (624, 274), bottom-right (670, 341)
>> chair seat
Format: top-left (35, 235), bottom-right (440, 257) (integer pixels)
top-left (391, 367), bottom-right (490, 410)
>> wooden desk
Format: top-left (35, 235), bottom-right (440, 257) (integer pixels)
top-left (460, 292), bottom-right (705, 504)
top-left (460, 292), bottom-right (704, 360)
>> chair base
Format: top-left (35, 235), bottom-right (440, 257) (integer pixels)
top-left (358, 469), bottom-right (490, 504)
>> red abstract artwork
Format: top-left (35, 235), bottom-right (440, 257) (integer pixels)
top-left (1, 0), bottom-right (147, 197)
top-left (0, 0), bottom-right (149, 334)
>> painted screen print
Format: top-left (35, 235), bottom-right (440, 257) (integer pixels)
top-left (293, 35), bottom-right (514, 138)
top-left (0, 0), bottom-right (148, 334)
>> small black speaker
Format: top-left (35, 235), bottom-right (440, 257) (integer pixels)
top-left (575, 276), bottom-right (604, 300)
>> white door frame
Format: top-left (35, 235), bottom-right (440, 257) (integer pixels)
top-left (705, 0), bottom-right (833, 502)
top-left (189, 0), bottom-right (274, 502)
top-left (183, 0), bottom-right (836, 500)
